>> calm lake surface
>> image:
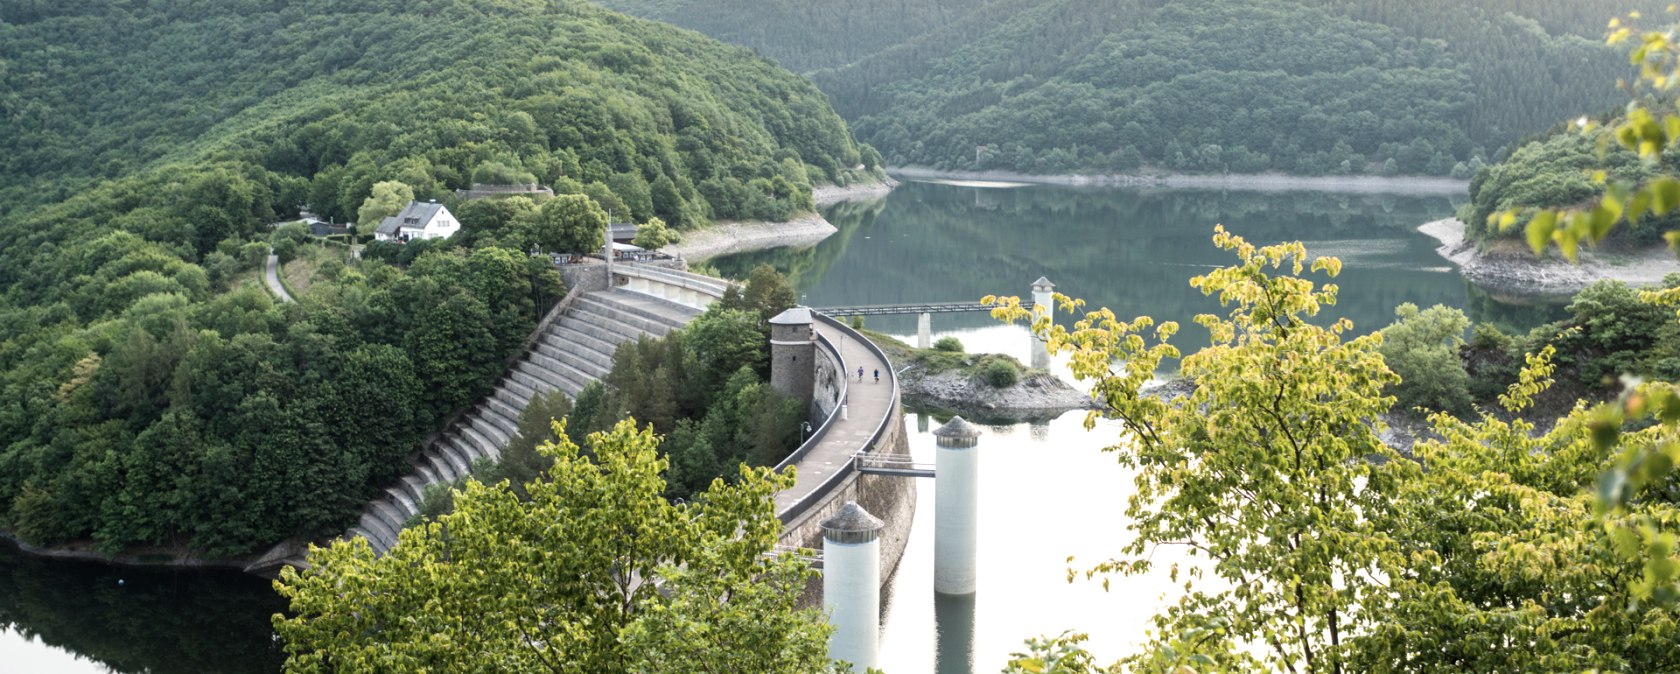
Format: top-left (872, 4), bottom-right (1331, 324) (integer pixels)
top-left (1, 180), bottom-right (1563, 672)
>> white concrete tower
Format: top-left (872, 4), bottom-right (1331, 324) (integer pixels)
top-left (917, 311), bottom-right (933, 349)
top-left (934, 416), bottom-right (982, 595)
top-left (1031, 277), bottom-right (1055, 370)
top-left (823, 501), bottom-right (884, 672)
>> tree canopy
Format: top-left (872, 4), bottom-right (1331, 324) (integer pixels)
top-left (273, 418), bottom-right (843, 674)
top-left (989, 229), bottom-right (1680, 673)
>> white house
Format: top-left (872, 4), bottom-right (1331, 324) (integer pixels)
top-left (375, 201), bottom-right (460, 242)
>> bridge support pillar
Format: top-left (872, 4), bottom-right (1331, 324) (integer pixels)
top-left (823, 502), bottom-right (884, 672)
top-left (1031, 277), bottom-right (1055, 370)
top-left (934, 416), bottom-right (982, 595)
top-left (918, 312), bottom-right (932, 349)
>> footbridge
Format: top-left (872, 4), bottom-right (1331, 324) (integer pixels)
top-left (815, 300), bottom-right (992, 349)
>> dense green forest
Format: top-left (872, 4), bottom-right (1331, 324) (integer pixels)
top-left (599, 0), bottom-right (1660, 176)
top-left (1465, 122), bottom-right (1680, 244)
top-left (0, 0), bottom-right (870, 557)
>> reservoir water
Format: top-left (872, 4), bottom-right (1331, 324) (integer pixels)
top-left (0, 180), bottom-right (1563, 672)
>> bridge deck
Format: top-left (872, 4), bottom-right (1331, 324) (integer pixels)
top-left (815, 302), bottom-right (989, 316)
top-left (773, 321), bottom-right (895, 513)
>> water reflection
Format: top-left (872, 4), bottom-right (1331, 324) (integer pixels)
top-left (714, 181), bottom-right (1564, 338)
top-left (933, 592), bottom-right (976, 674)
top-left (0, 541), bottom-right (285, 673)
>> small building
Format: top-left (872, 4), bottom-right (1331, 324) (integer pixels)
top-left (308, 219), bottom-right (351, 237)
top-left (453, 183), bottom-right (556, 201)
top-left (609, 222), bottom-right (638, 244)
top-left (375, 201), bottom-right (460, 242)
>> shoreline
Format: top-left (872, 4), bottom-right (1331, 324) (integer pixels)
top-left (667, 212), bottom-right (839, 262)
top-left (889, 166), bottom-right (1469, 195)
top-left (0, 531), bottom-right (253, 571)
top-left (667, 177), bottom-right (900, 263)
top-left (1419, 218), bottom-right (1680, 296)
top-left (813, 175), bottom-right (898, 206)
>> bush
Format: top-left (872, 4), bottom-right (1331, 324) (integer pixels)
top-left (849, 315), bottom-right (864, 329)
top-left (1378, 303), bottom-right (1472, 416)
top-left (983, 358), bottom-right (1020, 388)
top-left (933, 336), bottom-right (964, 353)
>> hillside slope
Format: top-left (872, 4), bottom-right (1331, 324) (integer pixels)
top-left (597, 0), bottom-right (1660, 176)
top-left (0, 0), bottom-right (867, 557)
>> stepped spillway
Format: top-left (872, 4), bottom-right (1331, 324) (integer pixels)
top-left (346, 288), bottom-right (700, 555)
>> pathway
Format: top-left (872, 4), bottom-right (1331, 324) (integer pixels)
top-left (774, 320), bottom-right (894, 513)
top-left (264, 251), bottom-right (294, 304)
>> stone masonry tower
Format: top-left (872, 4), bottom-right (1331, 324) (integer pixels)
top-left (769, 307), bottom-right (816, 410)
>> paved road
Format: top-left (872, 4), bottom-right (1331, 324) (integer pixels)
top-left (264, 252), bottom-right (295, 303)
top-left (774, 321), bottom-right (895, 514)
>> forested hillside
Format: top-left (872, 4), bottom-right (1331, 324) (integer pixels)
top-left (593, 0), bottom-right (990, 73)
top-left (598, 0), bottom-right (1660, 176)
top-left (0, 0), bottom-right (867, 557)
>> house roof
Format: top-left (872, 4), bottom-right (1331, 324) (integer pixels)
top-left (376, 201), bottom-right (446, 235)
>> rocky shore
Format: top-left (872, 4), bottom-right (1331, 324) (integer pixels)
top-left (667, 213), bottom-right (838, 262)
top-left (667, 178), bottom-right (899, 262)
top-left (889, 166), bottom-right (1469, 195)
top-left (898, 367), bottom-right (1096, 421)
top-left (813, 175), bottom-right (898, 206)
top-left (1420, 218), bottom-right (1680, 296)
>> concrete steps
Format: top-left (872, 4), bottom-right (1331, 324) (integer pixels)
top-left (340, 286), bottom-right (717, 556)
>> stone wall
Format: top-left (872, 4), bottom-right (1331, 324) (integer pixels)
top-left (811, 338), bottom-right (842, 422)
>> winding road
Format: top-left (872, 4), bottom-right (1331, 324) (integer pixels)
top-left (264, 251), bottom-right (295, 303)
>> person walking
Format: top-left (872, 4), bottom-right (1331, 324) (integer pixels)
top-left (857, 366), bottom-right (865, 381)
top-left (872, 368), bottom-right (880, 384)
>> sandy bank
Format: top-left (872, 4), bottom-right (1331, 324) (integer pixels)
top-left (813, 175), bottom-right (898, 206)
top-left (667, 213), bottom-right (837, 262)
top-left (1420, 218), bottom-right (1680, 296)
top-left (889, 166), bottom-right (1469, 195)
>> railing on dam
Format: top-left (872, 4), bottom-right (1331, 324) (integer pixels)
top-left (774, 313), bottom-right (899, 527)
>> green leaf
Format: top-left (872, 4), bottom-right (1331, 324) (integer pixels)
top-left (1525, 211), bottom-right (1557, 255)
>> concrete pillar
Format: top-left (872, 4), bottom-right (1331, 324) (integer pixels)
top-left (918, 412), bottom-right (929, 433)
top-left (1031, 277), bottom-right (1055, 370)
top-left (823, 502), bottom-right (884, 672)
top-left (934, 416), bottom-right (982, 595)
top-left (918, 312), bottom-right (932, 349)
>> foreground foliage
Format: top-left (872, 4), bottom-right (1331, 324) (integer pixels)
top-left (274, 419), bottom-right (839, 674)
top-left (990, 228), bottom-right (1680, 672)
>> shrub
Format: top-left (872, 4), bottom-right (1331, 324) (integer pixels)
top-left (933, 336), bottom-right (964, 353)
top-left (983, 358), bottom-right (1019, 388)
top-left (849, 315), bottom-right (864, 329)
top-left (1379, 303), bottom-right (1472, 416)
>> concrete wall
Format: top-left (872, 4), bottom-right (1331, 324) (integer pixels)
top-left (783, 406), bottom-right (916, 604)
top-left (812, 340), bottom-right (842, 422)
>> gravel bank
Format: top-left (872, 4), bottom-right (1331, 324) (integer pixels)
top-left (813, 176), bottom-right (898, 206)
top-left (890, 167), bottom-right (1469, 195)
top-left (1420, 218), bottom-right (1680, 296)
top-left (667, 213), bottom-right (837, 262)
